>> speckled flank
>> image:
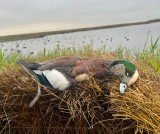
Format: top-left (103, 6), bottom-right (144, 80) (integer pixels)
top-left (43, 69), bottom-right (70, 91)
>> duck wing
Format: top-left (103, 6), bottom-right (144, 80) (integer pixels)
top-left (17, 59), bottom-right (76, 91)
top-left (71, 58), bottom-right (109, 78)
top-left (38, 56), bottom-right (80, 70)
top-left (17, 60), bottom-right (41, 70)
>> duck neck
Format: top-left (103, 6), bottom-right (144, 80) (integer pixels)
top-left (104, 60), bottom-right (114, 69)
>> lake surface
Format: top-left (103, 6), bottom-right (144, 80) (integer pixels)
top-left (0, 22), bottom-right (160, 56)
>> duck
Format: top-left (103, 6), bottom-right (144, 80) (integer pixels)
top-left (17, 56), bottom-right (139, 107)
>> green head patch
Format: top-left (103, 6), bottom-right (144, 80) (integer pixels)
top-left (111, 60), bottom-right (136, 77)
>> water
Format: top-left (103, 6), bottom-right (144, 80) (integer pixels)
top-left (0, 22), bottom-right (160, 56)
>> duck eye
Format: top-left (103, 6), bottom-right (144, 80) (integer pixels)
top-left (126, 71), bottom-right (132, 77)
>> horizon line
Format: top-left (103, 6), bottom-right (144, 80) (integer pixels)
top-left (0, 18), bottom-right (160, 42)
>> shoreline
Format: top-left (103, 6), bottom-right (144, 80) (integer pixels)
top-left (0, 18), bottom-right (160, 42)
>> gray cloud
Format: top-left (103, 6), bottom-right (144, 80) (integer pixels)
top-left (0, 0), bottom-right (160, 35)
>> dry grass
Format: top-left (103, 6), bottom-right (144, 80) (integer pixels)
top-left (0, 54), bottom-right (160, 134)
top-left (110, 60), bottom-right (160, 134)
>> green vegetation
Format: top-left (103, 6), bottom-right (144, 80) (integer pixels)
top-left (1, 37), bottom-right (159, 73)
top-left (134, 37), bottom-right (160, 72)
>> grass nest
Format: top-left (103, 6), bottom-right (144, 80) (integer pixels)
top-left (0, 60), bottom-right (160, 134)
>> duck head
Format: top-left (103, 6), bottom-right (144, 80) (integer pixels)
top-left (109, 60), bottom-right (139, 95)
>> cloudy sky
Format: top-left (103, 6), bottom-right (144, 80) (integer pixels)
top-left (0, 0), bottom-right (160, 36)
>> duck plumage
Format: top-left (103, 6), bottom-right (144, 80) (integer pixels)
top-left (17, 56), bottom-right (139, 107)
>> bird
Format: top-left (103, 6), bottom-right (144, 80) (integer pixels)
top-left (17, 56), bottom-right (139, 107)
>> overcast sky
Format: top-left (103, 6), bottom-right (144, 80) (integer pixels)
top-left (0, 0), bottom-right (160, 36)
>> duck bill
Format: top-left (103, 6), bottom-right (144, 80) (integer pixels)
top-left (119, 83), bottom-right (127, 96)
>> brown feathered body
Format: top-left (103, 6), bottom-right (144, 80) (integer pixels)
top-left (38, 56), bottom-right (113, 79)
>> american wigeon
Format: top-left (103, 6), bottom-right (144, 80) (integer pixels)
top-left (17, 56), bottom-right (139, 107)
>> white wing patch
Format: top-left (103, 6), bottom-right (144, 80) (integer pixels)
top-left (43, 69), bottom-right (70, 91)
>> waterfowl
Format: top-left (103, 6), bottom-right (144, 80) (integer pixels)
top-left (17, 56), bottom-right (139, 107)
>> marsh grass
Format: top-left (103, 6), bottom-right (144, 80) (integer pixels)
top-left (0, 37), bottom-right (159, 73)
top-left (0, 38), bottom-right (160, 133)
top-left (110, 60), bottom-right (160, 133)
top-left (134, 37), bottom-right (160, 73)
top-left (0, 49), bottom-right (22, 69)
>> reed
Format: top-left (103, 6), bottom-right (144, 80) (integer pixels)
top-left (134, 37), bottom-right (160, 73)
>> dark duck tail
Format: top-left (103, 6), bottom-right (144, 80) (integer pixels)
top-left (17, 60), bottom-right (53, 89)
